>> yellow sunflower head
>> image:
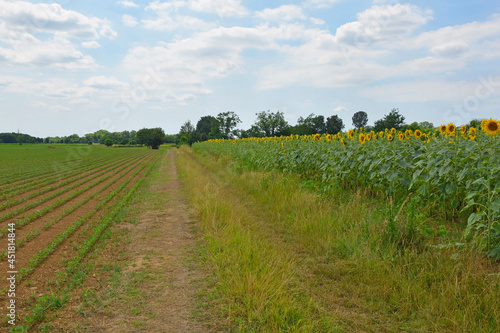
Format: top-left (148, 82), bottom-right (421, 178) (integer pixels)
top-left (313, 133), bottom-right (321, 141)
top-left (398, 132), bottom-right (404, 141)
top-left (469, 127), bottom-right (477, 135)
top-left (387, 134), bottom-right (394, 142)
top-left (439, 124), bottom-right (447, 134)
top-left (391, 128), bottom-right (396, 133)
top-left (405, 130), bottom-right (412, 139)
top-left (347, 129), bottom-right (354, 139)
top-left (415, 129), bottom-right (422, 138)
top-left (359, 133), bottom-right (366, 144)
top-left (379, 131), bottom-right (384, 138)
top-left (366, 133), bottom-right (372, 141)
top-left (481, 119), bottom-right (488, 132)
top-left (360, 127), bottom-right (363, 132)
top-left (484, 118), bottom-right (500, 136)
top-left (326, 134), bottom-right (332, 142)
top-left (446, 123), bottom-right (456, 136)
top-left (461, 125), bottom-right (467, 134)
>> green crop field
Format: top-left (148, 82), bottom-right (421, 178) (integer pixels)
top-left (0, 144), bottom-right (161, 330)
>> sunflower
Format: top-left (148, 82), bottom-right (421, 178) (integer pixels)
top-left (461, 125), bottom-right (467, 134)
top-left (360, 127), bottom-right (363, 132)
top-left (313, 133), bottom-right (321, 141)
top-left (484, 118), bottom-right (500, 136)
top-left (469, 127), bottom-right (477, 136)
top-left (405, 130), bottom-right (412, 140)
top-left (387, 134), bottom-right (394, 141)
top-left (439, 124), bottom-right (447, 134)
top-left (391, 128), bottom-right (396, 133)
top-left (359, 133), bottom-right (366, 144)
top-left (366, 133), bottom-right (372, 141)
top-left (414, 129), bottom-right (422, 139)
top-left (326, 134), bottom-right (332, 142)
top-left (469, 133), bottom-right (477, 140)
top-left (481, 119), bottom-right (488, 132)
top-left (398, 132), bottom-right (404, 141)
top-left (340, 137), bottom-right (346, 146)
top-left (446, 123), bottom-right (456, 136)
top-left (379, 131), bottom-right (384, 138)
top-left (347, 129), bottom-right (354, 139)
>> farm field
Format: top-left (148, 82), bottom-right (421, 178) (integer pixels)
top-left (183, 121), bottom-right (500, 332)
top-left (0, 144), bottom-right (161, 330)
top-left (1, 121), bottom-right (499, 332)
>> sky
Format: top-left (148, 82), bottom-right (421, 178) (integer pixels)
top-left (0, 0), bottom-right (499, 137)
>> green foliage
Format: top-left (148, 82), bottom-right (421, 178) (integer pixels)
top-left (373, 108), bottom-right (406, 132)
top-left (294, 113), bottom-right (326, 135)
top-left (215, 111), bottom-right (241, 139)
top-left (352, 111), bottom-right (368, 129)
top-left (136, 128), bottom-right (165, 149)
top-left (325, 115), bottom-right (344, 134)
top-left (252, 110), bottom-right (289, 137)
top-left (195, 129), bottom-right (500, 259)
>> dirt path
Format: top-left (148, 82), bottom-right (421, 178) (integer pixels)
top-left (77, 149), bottom-right (207, 333)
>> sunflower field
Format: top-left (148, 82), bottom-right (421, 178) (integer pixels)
top-left (194, 118), bottom-right (500, 258)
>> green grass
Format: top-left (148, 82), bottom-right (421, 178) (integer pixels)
top-left (177, 146), bottom-right (500, 332)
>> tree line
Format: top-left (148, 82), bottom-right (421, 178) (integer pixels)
top-left (2, 108), bottom-right (462, 148)
top-left (175, 108), bottom-right (437, 145)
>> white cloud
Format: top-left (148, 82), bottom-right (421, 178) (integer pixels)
top-left (335, 4), bottom-right (432, 46)
top-left (100, 23), bottom-right (118, 39)
top-left (0, 0), bottom-right (115, 40)
top-left (122, 14), bottom-right (138, 27)
top-left (303, 0), bottom-right (342, 9)
top-left (83, 76), bottom-right (130, 90)
top-left (146, 0), bottom-right (186, 12)
top-left (117, 0), bottom-right (139, 8)
top-left (142, 14), bottom-right (214, 31)
top-left (81, 41), bottom-right (101, 49)
top-left (0, 0), bottom-right (115, 70)
top-left (122, 25), bottom-right (286, 104)
top-left (188, 0), bottom-right (248, 17)
top-left (255, 5), bottom-right (306, 22)
top-left (143, 1), bottom-right (215, 31)
top-left (310, 17), bottom-right (326, 25)
top-left (0, 37), bottom-right (98, 70)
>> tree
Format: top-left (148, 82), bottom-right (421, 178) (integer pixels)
top-left (352, 111), bottom-right (368, 129)
top-left (136, 128), bottom-right (165, 149)
top-left (326, 115), bottom-right (344, 134)
top-left (178, 121), bottom-right (196, 145)
top-left (215, 111), bottom-right (241, 139)
top-left (293, 114), bottom-right (326, 135)
top-left (195, 116), bottom-right (218, 141)
top-left (373, 108), bottom-right (405, 132)
top-left (419, 121), bottom-right (434, 129)
top-left (104, 138), bottom-right (113, 147)
top-left (252, 110), bottom-right (289, 137)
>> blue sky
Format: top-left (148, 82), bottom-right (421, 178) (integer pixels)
top-left (0, 0), bottom-right (499, 137)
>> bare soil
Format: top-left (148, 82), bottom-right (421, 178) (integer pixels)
top-left (53, 149), bottom-right (208, 332)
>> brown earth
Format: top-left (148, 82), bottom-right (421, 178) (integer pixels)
top-left (0, 151), bottom-right (159, 326)
top-left (52, 149), bottom-right (208, 332)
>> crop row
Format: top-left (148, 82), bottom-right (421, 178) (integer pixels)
top-left (0, 149), bottom-right (148, 200)
top-left (0, 151), bottom-right (145, 210)
top-left (17, 153), bottom-right (156, 280)
top-left (0, 152), bottom-right (157, 259)
top-left (0, 151), bottom-right (148, 227)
